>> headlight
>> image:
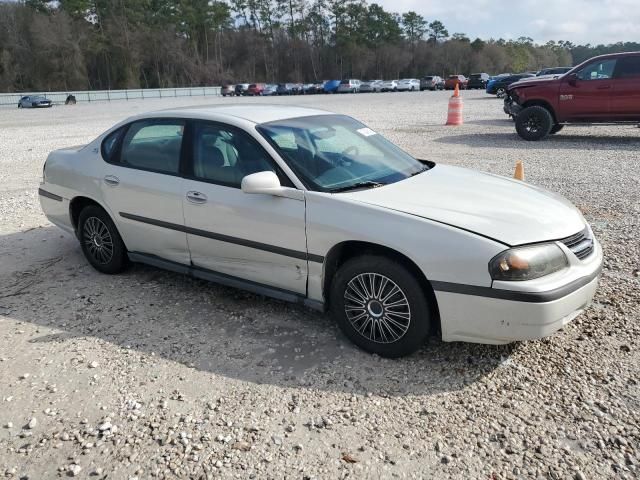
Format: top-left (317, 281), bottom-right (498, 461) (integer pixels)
top-left (489, 244), bottom-right (568, 281)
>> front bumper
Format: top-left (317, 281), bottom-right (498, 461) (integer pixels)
top-left (436, 238), bottom-right (603, 344)
top-left (503, 95), bottom-right (523, 116)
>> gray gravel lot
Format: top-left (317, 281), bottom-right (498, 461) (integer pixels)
top-left (1, 90), bottom-right (639, 479)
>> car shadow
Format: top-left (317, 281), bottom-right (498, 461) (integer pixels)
top-left (0, 225), bottom-right (516, 397)
top-left (434, 132), bottom-right (640, 151)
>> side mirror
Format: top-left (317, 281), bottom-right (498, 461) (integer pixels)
top-left (241, 171), bottom-right (284, 196)
top-left (567, 73), bottom-right (578, 86)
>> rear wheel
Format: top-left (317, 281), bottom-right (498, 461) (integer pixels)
top-left (330, 255), bottom-right (432, 358)
top-left (78, 205), bottom-right (129, 274)
top-left (496, 87), bottom-right (506, 98)
top-left (515, 105), bottom-right (554, 141)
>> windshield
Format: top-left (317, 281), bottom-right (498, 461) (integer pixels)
top-left (257, 115), bottom-right (428, 192)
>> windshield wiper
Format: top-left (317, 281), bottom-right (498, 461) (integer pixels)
top-left (410, 167), bottom-right (430, 177)
top-left (330, 181), bottom-right (386, 193)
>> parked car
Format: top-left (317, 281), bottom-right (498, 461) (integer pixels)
top-left (337, 79), bottom-right (361, 93)
top-left (467, 73), bottom-right (491, 89)
top-left (504, 51), bottom-right (640, 140)
top-left (323, 80), bottom-right (341, 94)
top-left (262, 84), bottom-right (278, 96)
top-left (18, 95), bottom-right (52, 108)
top-left (234, 83), bottom-right (250, 96)
top-left (444, 75), bottom-right (468, 90)
top-left (39, 105), bottom-right (602, 357)
top-left (302, 84), bottom-right (317, 94)
top-left (276, 83), bottom-right (296, 95)
top-left (380, 80), bottom-right (398, 92)
top-left (221, 84), bottom-right (235, 97)
top-left (396, 79), bottom-right (420, 91)
top-left (359, 80), bottom-right (383, 93)
top-left (486, 73), bottom-right (535, 97)
top-left (247, 83), bottom-right (265, 96)
top-left (420, 76), bottom-right (444, 91)
top-left (537, 67), bottom-right (572, 77)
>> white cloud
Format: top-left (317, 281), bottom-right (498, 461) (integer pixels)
top-left (375, 0), bottom-right (640, 44)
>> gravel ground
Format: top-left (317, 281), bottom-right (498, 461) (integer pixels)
top-left (0, 91), bottom-right (639, 479)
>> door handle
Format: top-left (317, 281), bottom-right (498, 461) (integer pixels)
top-left (104, 175), bottom-right (120, 186)
top-left (186, 191), bottom-right (207, 204)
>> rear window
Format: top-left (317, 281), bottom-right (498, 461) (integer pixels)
top-left (340, 80), bottom-right (350, 85)
top-left (249, 84), bottom-right (256, 88)
top-left (448, 75), bottom-right (458, 79)
top-left (615, 56), bottom-right (640, 79)
top-left (470, 74), bottom-right (481, 79)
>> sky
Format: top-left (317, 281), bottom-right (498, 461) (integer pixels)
top-left (376, 0), bottom-right (640, 45)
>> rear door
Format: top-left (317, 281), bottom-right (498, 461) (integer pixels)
top-left (181, 120), bottom-right (308, 294)
top-left (611, 55), bottom-right (640, 119)
top-left (559, 58), bottom-right (616, 120)
top-left (100, 118), bottom-right (189, 265)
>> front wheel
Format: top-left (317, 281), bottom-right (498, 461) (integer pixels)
top-left (329, 255), bottom-right (432, 358)
top-left (515, 105), bottom-right (554, 141)
top-left (496, 87), bottom-right (506, 98)
top-left (78, 205), bottom-right (129, 274)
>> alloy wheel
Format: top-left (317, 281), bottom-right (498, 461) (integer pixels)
top-left (344, 273), bottom-right (411, 344)
top-left (82, 216), bottom-right (114, 265)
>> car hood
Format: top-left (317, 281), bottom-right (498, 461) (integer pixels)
top-left (509, 76), bottom-right (562, 89)
top-left (342, 164), bottom-right (585, 246)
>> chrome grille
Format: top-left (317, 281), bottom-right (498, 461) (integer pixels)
top-left (560, 227), bottom-right (594, 260)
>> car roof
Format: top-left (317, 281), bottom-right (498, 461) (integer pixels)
top-left (148, 104), bottom-right (333, 125)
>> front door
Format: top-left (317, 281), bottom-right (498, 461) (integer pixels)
top-left (559, 58), bottom-right (617, 121)
top-left (182, 120), bottom-right (308, 294)
top-left (100, 118), bottom-right (189, 265)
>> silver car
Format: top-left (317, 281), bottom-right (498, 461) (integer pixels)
top-left (337, 79), bottom-right (361, 93)
top-left (359, 80), bottom-right (383, 93)
top-left (380, 80), bottom-right (398, 92)
top-left (18, 95), bottom-right (53, 108)
top-left (39, 105), bottom-right (601, 357)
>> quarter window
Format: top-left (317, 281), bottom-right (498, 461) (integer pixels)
top-left (101, 128), bottom-right (124, 163)
top-left (576, 59), bottom-right (616, 81)
top-left (191, 122), bottom-right (284, 188)
top-left (120, 120), bottom-right (185, 174)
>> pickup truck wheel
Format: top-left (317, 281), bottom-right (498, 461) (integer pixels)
top-left (549, 124), bottom-right (564, 135)
top-left (515, 106), bottom-right (554, 141)
top-left (330, 255), bottom-right (431, 358)
top-left (496, 88), bottom-right (506, 98)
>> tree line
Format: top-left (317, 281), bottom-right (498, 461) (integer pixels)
top-left (1, 0), bottom-right (639, 93)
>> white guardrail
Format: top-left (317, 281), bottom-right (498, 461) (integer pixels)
top-left (0, 86), bottom-right (222, 107)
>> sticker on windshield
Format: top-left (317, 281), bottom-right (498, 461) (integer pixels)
top-left (357, 127), bottom-right (377, 137)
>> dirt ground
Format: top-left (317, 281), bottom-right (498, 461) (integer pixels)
top-left (1, 91), bottom-right (639, 479)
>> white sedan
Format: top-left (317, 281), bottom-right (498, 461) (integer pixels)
top-left (396, 79), bottom-right (420, 91)
top-left (39, 105), bottom-right (602, 357)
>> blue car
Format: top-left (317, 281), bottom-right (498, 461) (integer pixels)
top-left (323, 80), bottom-right (341, 94)
top-left (486, 74), bottom-right (535, 97)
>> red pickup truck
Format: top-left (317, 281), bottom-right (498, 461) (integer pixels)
top-left (504, 52), bottom-right (640, 140)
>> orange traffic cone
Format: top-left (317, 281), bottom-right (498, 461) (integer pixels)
top-left (446, 84), bottom-right (463, 126)
top-left (514, 160), bottom-right (525, 180)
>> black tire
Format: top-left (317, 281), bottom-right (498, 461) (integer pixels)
top-left (496, 87), bottom-right (506, 98)
top-left (549, 124), bottom-right (564, 135)
top-left (515, 105), bottom-right (554, 141)
top-left (329, 255), bottom-right (432, 358)
top-left (78, 205), bottom-right (129, 274)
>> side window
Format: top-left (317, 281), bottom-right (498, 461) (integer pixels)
top-left (576, 59), bottom-right (616, 81)
top-left (191, 122), bottom-right (285, 188)
top-left (614, 57), bottom-right (640, 79)
top-left (101, 128), bottom-right (124, 163)
top-left (120, 119), bottom-right (185, 174)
